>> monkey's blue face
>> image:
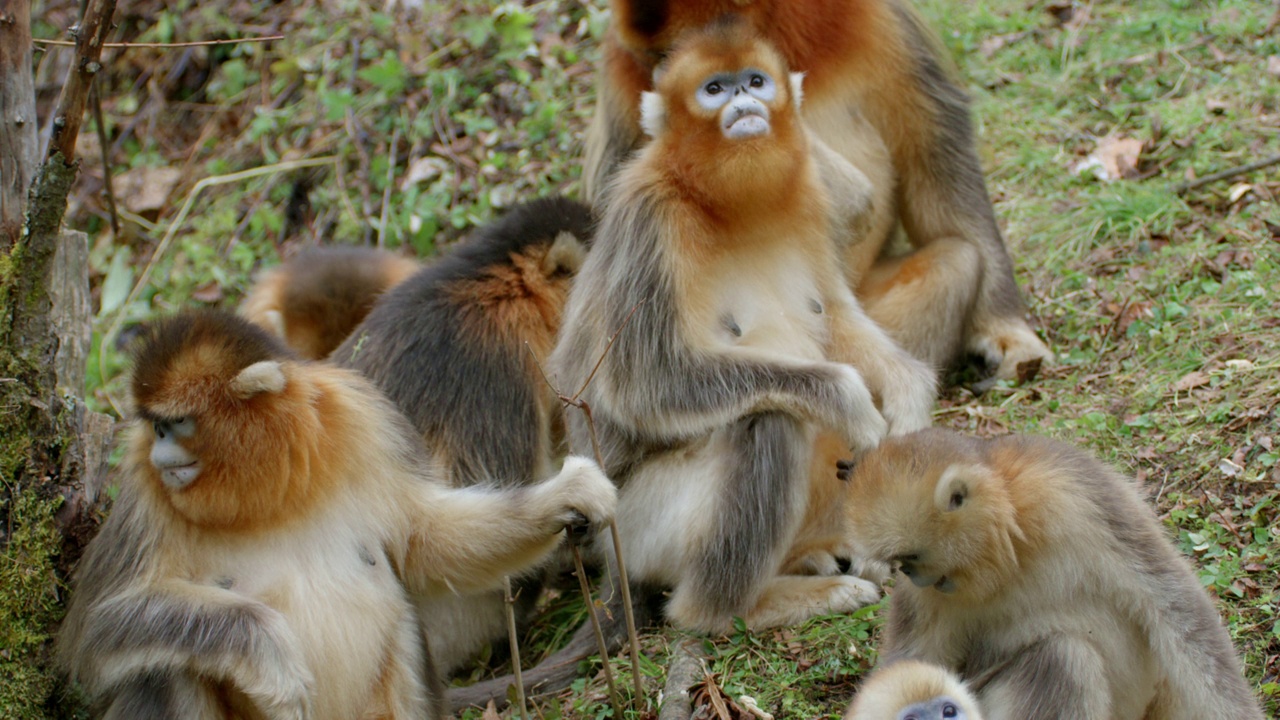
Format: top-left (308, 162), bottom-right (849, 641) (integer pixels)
top-left (149, 416), bottom-right (202, 490)
top-left (898, 696), bottom-right (966, 720)
top-left (695, 68), bottom-right (777, 140)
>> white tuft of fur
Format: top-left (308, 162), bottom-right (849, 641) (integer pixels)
top-left (640, 91), bottom-right (666, 138)
top-left (231, 361), bottom-right (287, 398)
top-left (789, 72), bottom-right (806, 110)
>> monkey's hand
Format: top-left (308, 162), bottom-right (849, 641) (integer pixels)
top-left (534, 456), bottom-right (618, 538)
top-left (830, 365), bottom-right (888, 451)
top-left (235, 610), bottom-right (314, 720)
top-left (878, 353), bottom-right (936, 436)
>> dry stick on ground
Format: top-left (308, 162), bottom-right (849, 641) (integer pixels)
top-left (504, 576), bottom-right (530, 720)
top-left (570, 541), bottom-right (625, 718)
top-left (1172, 153), bottom-right (1280, 195)
top-left (658, 640), bottom-right (709, 720)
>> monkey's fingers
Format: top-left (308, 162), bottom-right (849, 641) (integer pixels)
top-left (836, 458), bottom-right (855, 482)
top-left (565, 510), bottom-right (593, 545)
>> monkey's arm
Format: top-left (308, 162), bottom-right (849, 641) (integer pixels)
top-left (400, 456), bottom-right (616, 595)
top-left (581, 206), bottom-right (886, 449)
top-left (80, 580), bottom-right (312, 720)
top-left (823, 281), bottom-right (936, 435)
top-left (974, 636), bottom-right (1108, 720)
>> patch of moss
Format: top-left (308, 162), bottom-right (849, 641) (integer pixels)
top-left (0, 487), bottom-right (64, 719)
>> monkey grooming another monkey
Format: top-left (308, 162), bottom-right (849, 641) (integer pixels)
top-left (334, 196), bottom-right (597, 675)
top-left (845, 428), bottom-right (1265, 720)
top-left (584, 0), bottom-right (1054, 380)
top-left (58, 310), bottom-right (617, 719)
top-left (844, 660), bottom-right (984, 720)
top-left (553, 20), bottom-right (934, 635)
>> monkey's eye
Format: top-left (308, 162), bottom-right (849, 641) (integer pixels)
top-left (749, 74), bottom-right (765, 88)
top-left (704, 81), bottom-right (723, 95)
top-left (942, 703), bottom-right (959, 718)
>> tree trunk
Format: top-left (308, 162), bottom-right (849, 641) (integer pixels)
top-left (0, 0), bottom-right (37, 250)
top-left (0, 0), bottom-right (116, 715)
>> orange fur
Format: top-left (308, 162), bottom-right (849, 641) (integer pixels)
top-left (585, 0), bottom-right (1053, 379)
top-left (60, 311), bottom-right (617, 720)
top-left (240, 247), bottom-right (420, 360)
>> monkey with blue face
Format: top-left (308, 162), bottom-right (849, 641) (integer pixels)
top-left (845, 661), bottom-right (983, 720)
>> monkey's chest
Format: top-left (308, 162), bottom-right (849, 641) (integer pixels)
top-left (700, 249), bottom-right (831, 358)
top-left (198, 519), bottom-right (411, 719)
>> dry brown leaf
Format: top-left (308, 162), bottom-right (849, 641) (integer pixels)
top-left (400, 156), bottom-right (449, 190)
top-left (1172, 370), bottom-right (1210, 393)
top-left (482, 700), bottom-right (500, 720)
top-left (979, 31), bottom-right (1030, 58)
top-left (1267, 55), bottom-right (1280, 77)
top-left (1073, 135), bottom-right (1145, 182)
top-left (113, 166), bottom-right (183, 213)
top-left (191, 281), bottom-right (224, 304)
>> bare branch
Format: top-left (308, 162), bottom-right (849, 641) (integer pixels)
top-left (33, 34), bottom-right (283, 49)
top-left (46, 0), bottom-right (117, 163)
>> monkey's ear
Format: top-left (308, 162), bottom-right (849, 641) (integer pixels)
top-left (640, 91), bottom-right (666, 138)
top-left (789, 72), bottom-right (805, 110)
top-left (542, 231), bottom-right (588, 276)
top-left (933, 464), bottom-right (988, 513)
top-left (230, 360), bottom-right (287, 399)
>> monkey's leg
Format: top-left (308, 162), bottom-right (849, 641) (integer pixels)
top-left (663, 414), bottom-right (874, 632)
top-left (404, 457), bottom-right (615, 596)
top-left (857, 238), bottom-right (981, 374)
top-left (86, 583), bottom-right (312, 720)
top-left (102, 672), bottom-right (223, 720)
top-left (976, 636), bottom-right (1108, 720)
top-left (825, 283), bottom-right (936, 434)
top-left (870, 3), bottom-right (1053, 379)
top-left (369, 608), bottom-right (437, 720)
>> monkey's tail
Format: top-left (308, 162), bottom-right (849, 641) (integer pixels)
top-left (447, 578), bottom-right (658, 713)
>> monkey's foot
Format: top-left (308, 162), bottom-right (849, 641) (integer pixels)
top-left (732, 575), bottom-right (882, 631)
top-left (968, 319), bottom-right (1053, 381)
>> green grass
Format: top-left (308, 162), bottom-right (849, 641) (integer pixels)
top-left (33, 0), bottom-right (1280, 716)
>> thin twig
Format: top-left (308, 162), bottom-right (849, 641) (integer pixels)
top-left (526, 343), bottom-right (647, 710)
top-left (1173, 153), bottom-right (1280, 195)
top-left (377, 127), bottom-right (400, 249)
top-left (571, 543), bottom-right (624, 718)
top-left (89, 80), bottom-right (119, 236)
top-left (571, 299), bottom-right (645, 402)
top-left (33, 35), bottom-right (283, 49)
top-left (580, 399), bottom-right (646, 708)
top-left (504, 577), bottom-right (529, 720)
top-left (99, 156), bottom-right (339, 415)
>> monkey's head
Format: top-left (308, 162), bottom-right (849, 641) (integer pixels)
top-left (844, 429), bottom-right (1024, 603)
top-left (845, 660), bottom-right (982, 720)
top-left (129, 310), bottom-right (327, 530)
top-left (640, 19), bottom-right (804, 155)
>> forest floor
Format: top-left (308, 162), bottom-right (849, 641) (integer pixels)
top-left (30, 0), bottom-right (1280, 717)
